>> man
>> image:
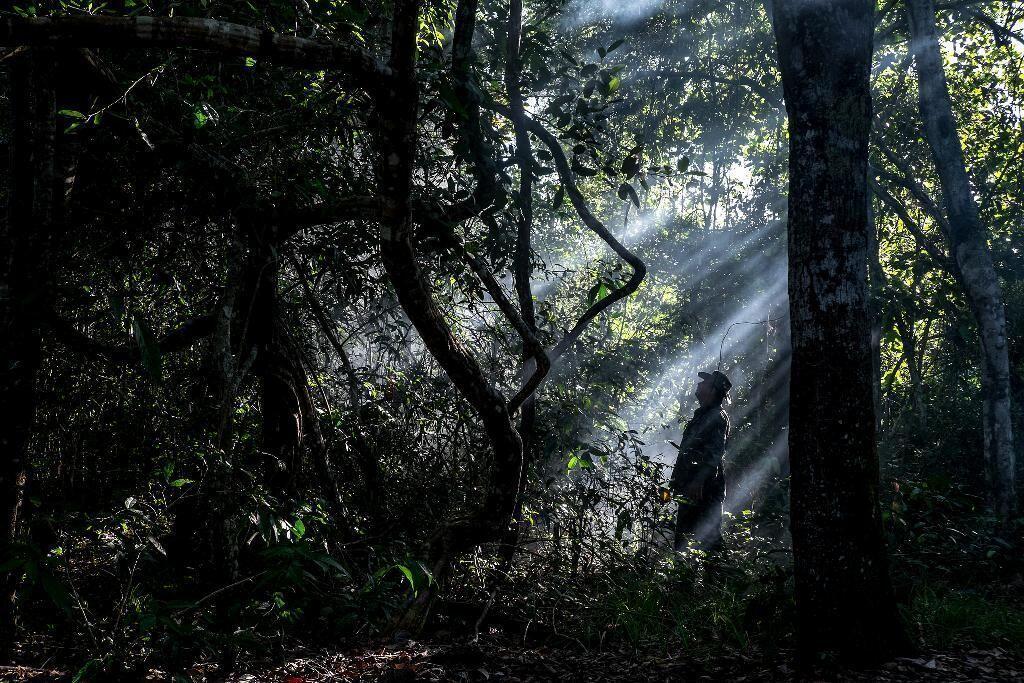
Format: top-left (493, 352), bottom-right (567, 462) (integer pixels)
top-left (670, 370), bottom-right (732, 551)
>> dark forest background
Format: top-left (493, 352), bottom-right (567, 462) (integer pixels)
top-left (0, 0), bottom-right (1022, 680)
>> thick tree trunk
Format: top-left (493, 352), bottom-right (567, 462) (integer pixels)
top-left (771, 0), bottom-right (911, 663)
top-left (906, 0), bottom-right (1016, 520)
top-left (236, 234), bottom-right (302, 496)
top-left (867, 198), bottom-right (885, 438)
top-left (0, 50), bottom-right (57, 653)
top-left (169, 243), bottom-right (247, 581)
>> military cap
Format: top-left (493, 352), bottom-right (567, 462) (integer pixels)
top-left (698, 370), bottom-right (733, 396)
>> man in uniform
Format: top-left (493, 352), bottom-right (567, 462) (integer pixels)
top-left (670, 370), bottom-right (732, 551)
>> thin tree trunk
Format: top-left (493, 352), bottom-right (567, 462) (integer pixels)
top-left (894, 313), bottom-right (928, 432)
top-left (505, 0), bottom-right (538, 560)
top-left (906, 0), bottom-right (1016, 520)
top-left (0, 50), bottom-right (57, 653)
top-left (375, 0), bottom-right (522, 612)
top-left (771, 0), bottom-right (911, 663)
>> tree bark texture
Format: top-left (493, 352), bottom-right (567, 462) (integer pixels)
top-left (234, 222), bottom-right (339, 505)
top-left (771, 0), bottom-right (911, 663)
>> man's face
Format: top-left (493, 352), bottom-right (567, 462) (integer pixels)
top-left (695, 378), bottom-right (715, 406)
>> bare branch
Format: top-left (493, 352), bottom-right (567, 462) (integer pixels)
top-left (963, 7), bottom-right (1024, 46)
top-left (287, 253), bottom-right (362, 411)
top-left (869, 176), bottom-right (956, 274)
top-left (45, 310), bottom-right (216, 362)
top-left (873, 150), bottom-right (953, 237)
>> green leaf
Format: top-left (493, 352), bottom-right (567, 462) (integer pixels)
top-left (292, 518), bottom-right (306, 539)
top-left (607, 38), bottom-right (625, 53)
top-left (677, 156), bottom-right (690, 173)
top-left (621, 155), bottom-right (640, 178)
top-left (244, 56), bottom-right (257, 68)
top-left (108, 293), bottom-right (126, 321)
top-left (169, 478), bottom-right (193, 488)
top-left (73, 659), bottom-right (103, 683)
top-left (559, 50), bottom-right (579, 66)
top-left (392, 561), bottom-right (432, 595)
top-left (58, 109), bottom-right (86, 119)
top-left (615, 510), bottom-right (631, 539)
top-left (552, 185), bottom-right (565, 209)
top-left (617, 182), bottom-right (640, 208)
top-left (587, 282), bottom-right (611, 305)
top-left (40, 570), bottom-right (71, 612)
top-left (436, 81), bottom-right (469, 118)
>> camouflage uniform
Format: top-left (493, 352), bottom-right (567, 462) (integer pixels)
top-left (670, 404), bottom-right (729, 550)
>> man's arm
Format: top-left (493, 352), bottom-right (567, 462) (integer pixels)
top-left (679, 417), bottom-right (727, 494)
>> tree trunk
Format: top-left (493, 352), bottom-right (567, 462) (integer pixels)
top-left (894, 313), bottom-right (928, 432)
top-left (0, 50), bottom-right (58, 653)
top-left (505, 0), bottom-right (538, 560)
top-left (771, 0), bottom-right (911, 663)
top-left (867, 197), bottom-right (885, 438)
top-left (236, 224), bottom-right (340, 506)
top-left (906, 0), bottom-right (1016, 520)
top-left (375, 2), bottom-right (523, 626)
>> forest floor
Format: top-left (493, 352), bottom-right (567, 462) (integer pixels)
top-left (6, 636), bottom-right (1023, 682)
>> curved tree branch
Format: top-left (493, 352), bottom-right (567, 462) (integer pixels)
top-left (504, 0), bottom-right (543, 417)
top-left (444, 0), bottom-right (507, 223)
top-left (875, 148), bottom-right (954, 237)
top-left (0, 16), bottom-right (391, 90)
top-left (375, 0), bottom-right (522, 570)
top-left (413, 0), bottom-right (548, 412)
top-left (44, 310), bottom-right (216, 362)
top-left (489, 103), bottom-right (648, 364)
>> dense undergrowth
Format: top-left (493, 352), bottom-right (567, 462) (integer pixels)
top-left (9, 468), bottom-right (1023, 680)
